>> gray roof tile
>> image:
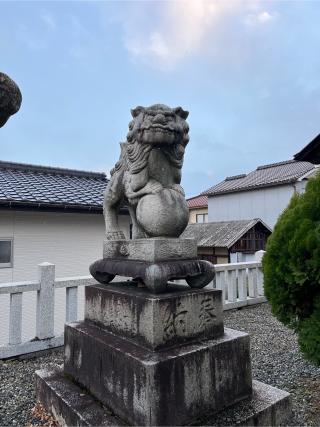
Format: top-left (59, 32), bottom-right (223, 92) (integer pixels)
top-left (202, 160), bottom-right (315, 196)
top-left (181, 219), bottom-right (271, 248)
top-left (0, 161), bottom-right (107, 210)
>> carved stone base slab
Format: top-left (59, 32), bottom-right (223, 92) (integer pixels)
top-left (89, 258), bottom-right (214, 293)
top-left (36, 369), bottom-right (291, 427)
top-left (85, 283), bottom-right (224, 350)
top-left (63, 322), bottom-right (252, 426)
top-left (103, 238), bottom-right (197, 262)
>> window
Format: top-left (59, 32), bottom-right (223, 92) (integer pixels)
top-left (0, 239), bottom-right (13, 268)
top-left (196, 213), bottom-right (208, 223)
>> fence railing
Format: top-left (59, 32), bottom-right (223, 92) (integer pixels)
top-left (0, 262), bottom-right (97, 359)
top-left (0, 257), bottom-right (266, 359)
top-left (213, 261), bottom-right (266, 310)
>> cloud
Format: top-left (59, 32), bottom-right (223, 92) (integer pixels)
top-left (125, 1), bottom-right (233, 69)
top-left (245, 11), bottom-right (276, 26)
top-left (41, 10), bottom-right (56, 31)
top-left (126, 31), bottom-right (169, 60)
top-left (122, 1), bottom-right (277, 70)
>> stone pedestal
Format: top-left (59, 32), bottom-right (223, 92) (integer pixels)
top-left (35, 283), bottom-right (291, 426)
top-left (90, 238), bottom-right (215, 293)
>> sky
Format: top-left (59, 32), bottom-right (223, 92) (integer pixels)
top-left (1, 0), bottom-right (320, 197)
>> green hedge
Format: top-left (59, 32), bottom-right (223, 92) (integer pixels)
top-left (263, 172), bottom-right (320, 365)
top-left (298, 297), bottom-right (320, 365)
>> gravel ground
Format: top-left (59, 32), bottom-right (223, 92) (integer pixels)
top-left (0, 303), bottom-right (319, 426)
top-left (224, 304), bottom-right (320, 426)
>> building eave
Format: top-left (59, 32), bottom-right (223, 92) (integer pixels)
top-left (0, 200), bottom-right (128, 215)
top-left (206, 179), bottom-right (297, 197)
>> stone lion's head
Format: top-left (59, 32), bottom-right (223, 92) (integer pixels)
top-left (127, 104), bottom-right (189, 147)
top-left (0, 73), bottom-right (22, 128)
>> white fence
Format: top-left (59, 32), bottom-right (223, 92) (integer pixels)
top-left (0, 258), bottom-right (266, 359)
top-left (0, 262), bottom-right (97, 359)
top-left (213, 261), bottom-right (266, 310)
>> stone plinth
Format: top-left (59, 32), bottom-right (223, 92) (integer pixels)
top-left (36, 370), bottom-right (291, 427)
top-left (91, 238), bottom-right (215, 293)
top-left (103, 238), bottom-right (198, 262)
top-left (35, 283), bottom-right (291, 426)
top-left (64, 284), bottom-right (251, 426)
top-left (64, 322), bottom-right (252, 426)
top-left (85, 283), bottom-right (224, 350)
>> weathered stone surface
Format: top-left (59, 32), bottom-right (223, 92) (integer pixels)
top-left (136, 188), bottom-right (189, 237)
top-left (92, 105), bottom-right (214, 293)
top-left (0, 72), bottom-right (22, 128)
top-left (35, 369), bottom-right (291, 427)
top-left (85, 283), bottom-right (224, 350)
top-left (103, 104), bottom-right (190, 240)
top-left (103, 237), bottom-right (197, 262)
top-left (35, 367), bottom-right (126, 426)
top-left (64, 322), bottom-right (252, 426)
top-left (90, 258), bottom-right (215, 293)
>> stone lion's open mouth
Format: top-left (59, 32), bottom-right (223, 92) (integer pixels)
top-left (143, 123), bottom-right (175, 132)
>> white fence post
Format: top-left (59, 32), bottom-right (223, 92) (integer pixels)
top-left (9, 292), bottom-right (23, 345)
top-left (66, 286), bottom-right (78, 323)
top-left (237, 268), bottom-right (247, 301)
top-left (255, 250), bottom-right (265, 295)
top-left (36, 262), bottom-right (55, 340)
top-left (215, 270), bottom-right (227, 304)
top-left (248, 267), bottom-right (258, 298)
top-left (227, 269), bottom-right (237, 302)
top-left (255, 250), bottom-right (266, 262)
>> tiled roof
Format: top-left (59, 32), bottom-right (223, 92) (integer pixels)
top-left (202, 160), bottom-right (315, 196)
top-left (294, 133), bottom-right (320, 164)
top-left (0, 160), bottom-right (107, 211)
top-left (181, 219), bottom-right (271, 248)
top-left (187, 195), bottom-right (208, 209)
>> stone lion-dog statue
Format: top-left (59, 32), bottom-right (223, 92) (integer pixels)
top-left (104, 103), bottom-right (190, 240)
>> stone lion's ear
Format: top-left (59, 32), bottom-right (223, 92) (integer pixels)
top-left (131, 106), bottom-right (145, 118)
top-left (174, 107), bottom-right (189, 120)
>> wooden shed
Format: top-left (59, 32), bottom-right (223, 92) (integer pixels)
top-left (181, 219), bottom-right (271, 264)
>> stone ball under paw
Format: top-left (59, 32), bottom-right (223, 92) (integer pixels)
top-left (136, 188), bottom-right (189, 237)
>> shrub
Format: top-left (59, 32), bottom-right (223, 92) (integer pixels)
top-left (298, 297), bottom-right (320, 365)
top-left (263, 172), bottom-right (320, 365)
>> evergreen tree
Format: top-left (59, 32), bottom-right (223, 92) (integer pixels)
top-left (263, 172), bottom-right (320, 365)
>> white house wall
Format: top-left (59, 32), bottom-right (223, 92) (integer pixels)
top-left (208, 184), bottom-right (295, 229)
top-left (0, 210), bottom-right (130, 345)
top-left (0, 210), bottom-right (130, 282)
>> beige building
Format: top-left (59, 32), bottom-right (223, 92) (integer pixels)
top-left (187, 195), bottom-right (208, 223)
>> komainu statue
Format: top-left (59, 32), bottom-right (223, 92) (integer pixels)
top-left (90, 104), bottom-right (214, 293)
top-left (0, 72), bottom-right (22, 128)
top-left (104, 104), bottom-right (190, 240)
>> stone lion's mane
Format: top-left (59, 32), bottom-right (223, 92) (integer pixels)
top-left (110, 108), bottom-right (189, 177)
